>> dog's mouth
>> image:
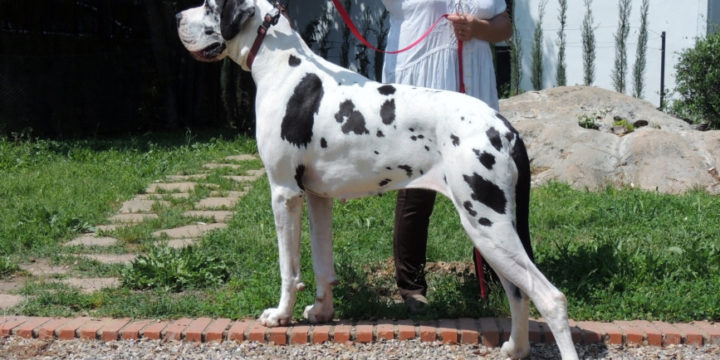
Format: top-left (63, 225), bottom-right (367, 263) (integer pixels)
top-left (191, 42), bottom-right (227, 62)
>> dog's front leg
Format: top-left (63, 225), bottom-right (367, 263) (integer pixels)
top-left (259, 187), bottom-right (304, 327)
top-left (303, 193), bottom-right (338, 323)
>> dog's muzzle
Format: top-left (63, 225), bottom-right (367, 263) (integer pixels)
top-left (191, 42), bottom-right (227, 62)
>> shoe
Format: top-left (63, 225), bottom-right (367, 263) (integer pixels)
top-left (403, 293), bottom-right (428, 314)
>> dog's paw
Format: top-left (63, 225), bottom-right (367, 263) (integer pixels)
top-left (259, 308), bottom-right (291, 327)
top-left (303, 303), bottom-right (334, 323)
top-left (501, 339), bottom-right (531, 359)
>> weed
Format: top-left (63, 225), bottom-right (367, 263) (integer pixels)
top-left (121, 246), bottom-right (230, 292)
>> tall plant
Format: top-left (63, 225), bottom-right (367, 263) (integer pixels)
top-left (612, 0), bottom-right (632, 93)
top-left (633, 0), bottom-right (649, 98)
top-left (509, 0), bottom-right (522, 95)
top-left (556, 0), bottom-right (567, 86)
top-left (582, 0), bottom-right (596, 85)
top-left (531, 0), bottom-right (548, 90)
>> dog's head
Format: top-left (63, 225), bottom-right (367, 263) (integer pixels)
top-left (176, 0), bottom-right (256, 62)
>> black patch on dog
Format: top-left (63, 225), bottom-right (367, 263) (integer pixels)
top-left (374, 150), bottom-right (380, 155)
top-left (379, 179), bottom-right (391, 186)
top-left (380, 99), bottom-right (396, 125)
top-left (478, 217), bottom-right (493, 227)
top-left (294, 165), bottom-right (305, 191)
top-left (386, 166), bottom-right (392, 170)
top-left (219, 0), bottom-right (254, 40)
top-left (463, 173), bottom-right (507, 215)
top-left (281, 73), bottom-right (323, 148)
top-left (335, 100), bottom-right (370, 135)
top-left (398, 165), bottom-right (413, 177)
top-left (463, 201), bottom-right (478, 216)
top-left (378, 85), bottom-right (396, 95)
top-left (496, 113), bottom-right (518, 142)
top-left (425, 146), bottom-right (430, 151)
top-left (377, 130), bottom-right (385, 137)
top-left (289, 55), bottom-right (301, 66)
top-left (409, 128), bottom-right (415, 132)
top-left (411, 135), bottom-right (417, 141)
top-left (320, 138), bottom-right (327, 148)
top-left (486, 127), bottom-right (502, 151)
top-left (474, 149), bottom-right (496, 170)
top-left (450, 134), bottom-right (460, 146)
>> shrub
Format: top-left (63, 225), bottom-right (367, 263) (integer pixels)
top-left (121, 246), bottom-right (230, 292)
top-left (671, 31), bottom-right (720, 129)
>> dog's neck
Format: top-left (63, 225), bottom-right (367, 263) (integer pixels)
top-left (226, 1), bottom-right (312, 81)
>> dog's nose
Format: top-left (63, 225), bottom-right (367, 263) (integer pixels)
top-left (175, 13), bottom-right (183, 28)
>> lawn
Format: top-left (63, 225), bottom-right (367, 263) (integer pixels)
top-left (1, 132), bottom-right (719, 322)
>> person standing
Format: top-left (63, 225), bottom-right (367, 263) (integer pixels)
top-left (381, 0), bottom-right (531, 312)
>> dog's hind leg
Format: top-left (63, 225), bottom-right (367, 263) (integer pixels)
top-left (462, 219), bottom-right (578, 359)
top-left (498, 275), bottom-right (531, 359)
top-left (303, 193), bottom-right (338, 323)
top-left (259, 187), bottom-right (304, 327)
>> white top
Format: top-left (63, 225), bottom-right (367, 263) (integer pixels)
top-left (381, 0), bottom-right (506, 110)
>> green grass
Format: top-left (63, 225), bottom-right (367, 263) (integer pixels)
top-left (1, 132), bottom-right (719, 322)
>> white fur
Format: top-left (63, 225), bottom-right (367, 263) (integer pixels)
top-left (178, 1), bottom-right (578, 359)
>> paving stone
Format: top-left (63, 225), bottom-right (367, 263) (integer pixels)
top-left (65, 234), bottom-right (119, 247)
top-left (81, 254), bottom-right (137, 265)
top-left (19, 259), bottom-right (69, 276)
top-left (0, 279), bottom-right (24, 293)
top-left (57, 277), bottom-right (121, 293)
top-left (195, 197), bottom-right (239, 210)
top-left (108, 213), bottom-right (159, 224)
top-left (224, 175), bottom-right (260, 183)
top-left (246, 169), bottom-right (266, 177)
top-left (167, 238), bottom-right (197, 249)
top-left (119, 199), bottom-right (168, 213)
top-left (166, 174), bottom-right (208, 181)
top-left (225, 154), bottom-right (257, 162)
top-left (204, 163), bottom-right (241, 170)
top-left (0, 294), bottom-right (24, 309)
top-left (183, 210), bottom-right (233, 222)
top-left (153, 223), bottom-right (227, 239)
top-left (146, 182), bottom-right (197, 194)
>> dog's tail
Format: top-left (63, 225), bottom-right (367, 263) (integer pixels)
top-left (513, 135), bottom-right (535, 262)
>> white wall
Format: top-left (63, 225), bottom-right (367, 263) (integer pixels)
top-left (514, 0), bottom-right (709, 107)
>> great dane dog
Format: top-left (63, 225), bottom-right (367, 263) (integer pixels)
top-left (177, 1), bottom-right (578, 358)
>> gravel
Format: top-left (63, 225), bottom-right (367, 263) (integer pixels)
top-left (2, 337), bottom-right (720, 360)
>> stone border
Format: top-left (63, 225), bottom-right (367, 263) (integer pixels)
top-left (1, 316), bottom-right (718, 347)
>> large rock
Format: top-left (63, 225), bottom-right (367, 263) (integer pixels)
top-left (500, 86), bottom-right (720, 194)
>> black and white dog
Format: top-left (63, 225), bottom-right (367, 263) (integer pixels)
top-left (177, 1), bottom-right (578, 358)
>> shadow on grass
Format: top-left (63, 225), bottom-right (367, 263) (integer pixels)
top-left (332, 259), bottom-right (510, 321)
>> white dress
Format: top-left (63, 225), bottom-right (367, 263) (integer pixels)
top-left (381, 0), bottom-right (506, 110)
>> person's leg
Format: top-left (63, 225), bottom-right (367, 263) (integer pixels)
top-left (393, 188), bottom-right (436, 310)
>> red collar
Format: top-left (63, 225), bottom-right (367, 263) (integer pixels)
top-left (247, 2), bottom-right (285, 70)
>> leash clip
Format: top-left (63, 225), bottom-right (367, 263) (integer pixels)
top-left (257, 2), bottom-right (284, 35)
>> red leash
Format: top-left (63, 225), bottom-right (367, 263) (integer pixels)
top-left (330, 0), bottom-right (448, 54)
top-left (331, 0), bottom-right (481, 297)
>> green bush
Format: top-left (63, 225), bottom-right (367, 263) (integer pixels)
top-left (671, 31), bottom-right (720, 129)
top-left (121, 246), bottom-right (230, 292)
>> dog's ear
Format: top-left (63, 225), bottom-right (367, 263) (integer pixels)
top-left (220, 0), bottom-right (255, 40)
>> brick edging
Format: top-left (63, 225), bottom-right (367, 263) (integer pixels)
top-left (1, 316), bottom-right (719, 347)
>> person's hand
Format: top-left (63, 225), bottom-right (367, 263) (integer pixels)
top-left (447, 13), bottom-right (481, 42)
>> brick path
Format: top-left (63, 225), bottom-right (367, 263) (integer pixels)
top-left (2, 153), bottom-right (720, 348)
top-left (1, 316), bottom-right (719, 347)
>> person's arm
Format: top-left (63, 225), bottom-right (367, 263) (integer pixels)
top-left (446, 11), bottom-right (512, 43)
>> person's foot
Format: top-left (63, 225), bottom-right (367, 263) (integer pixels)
top-left (403, 293), bottom-right (428, 314)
